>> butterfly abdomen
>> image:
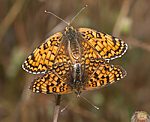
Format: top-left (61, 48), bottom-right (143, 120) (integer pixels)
top-left (65, 26), bottom-right (82, 61)
top-left (71, 63), bottom-right (83, 94)
top-left (73, 63), bottom-right (81, 82)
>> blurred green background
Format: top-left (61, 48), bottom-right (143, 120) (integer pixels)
top-left (0, 0), bottom-right (150, 122)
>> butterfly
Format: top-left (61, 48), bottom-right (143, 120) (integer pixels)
top-left (22, 5), bottom-right (128, 74)
top-left (22, 24), bottom-right (128, 74)
top-left (30, 58), bottom-right (127, 95)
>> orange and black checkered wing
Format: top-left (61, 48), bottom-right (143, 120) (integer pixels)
top-left (22, 32), bottom-right (65, 74)
top-left (30, 62), bottom-right (72, 94)
top-left (30, 72), bottom-right (72, 94)
top-left (78, 28), bottom-right (128, 60)
top-left (84, 62), bottom-right (126, 91)
top-left (81, 39), bottom-right (107, 77)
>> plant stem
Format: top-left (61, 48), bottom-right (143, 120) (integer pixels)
top-left (53, 95), bottom-right (61, 122)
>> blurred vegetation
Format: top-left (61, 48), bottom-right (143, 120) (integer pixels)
top-left (0, 0), bottom-right (150, 122)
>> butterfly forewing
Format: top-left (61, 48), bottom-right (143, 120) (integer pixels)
top-left (81, 41), bottom-right (100, 59)
top-left (78, 28), bottom-right (128, 60)
top-left (22, 32), bottom-right (63, 74)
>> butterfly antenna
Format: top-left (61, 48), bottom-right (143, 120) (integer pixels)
top-left (45, 10), bottom-right (69, 25)
top-left (60, 95), bottom-right (76, 112)
top-left (60, 104), bottom-right (70, 113)
top-left (70, 4), bottom-right (88, 24)
top-left (77, 95), bottom-right (100, 110)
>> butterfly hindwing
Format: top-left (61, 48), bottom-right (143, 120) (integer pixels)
top-left (22, 32), bottom-right (63, 74)
top-left (78, 28), bottom-right (128, 60)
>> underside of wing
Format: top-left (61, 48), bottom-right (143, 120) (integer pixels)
top-left (83, 62), bottom-right (127, 91)
top-left (78, 28), bottom-right (128, 60)
top-left (22, 32), bottom-right (63, 74)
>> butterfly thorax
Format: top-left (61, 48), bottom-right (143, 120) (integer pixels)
top-left (65, 26), bottom-right (82, 62)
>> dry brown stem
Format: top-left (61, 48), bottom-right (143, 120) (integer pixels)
top-left (53, 95), bottom-right (61, 122)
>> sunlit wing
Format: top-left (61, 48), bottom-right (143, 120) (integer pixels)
top-left (81, 41), bottom-right (105, 76)
top-left (82, 41), bottom-right (100, 59)
top-left (84, 62), bottom-right (127, 91)
top-left (30, 72), bottom-right (72, 94)
top-left (22, 32), bottom-right (68, 74)
top-left (82, 58), bottom-right (105, 77)
top-left (30, 60), bottom-right (74, 94)
top-left (52, 62), bottom-right (71, 78)
top-left (54, 45), bottom-right (71, 64)
top-left (78, 28), bottom-right (128, 60)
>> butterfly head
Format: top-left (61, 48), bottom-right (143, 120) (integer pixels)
top-left (65, 25), bottom-right (75, 33)
top-left (64, 25), bottom-right (78, 41)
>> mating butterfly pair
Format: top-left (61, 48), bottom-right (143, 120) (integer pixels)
top-left (22, 24), bottom-right (128, 95)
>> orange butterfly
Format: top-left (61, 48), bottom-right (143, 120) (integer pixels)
top-left (22, 8), bottom-right (128, 74)
top-left (30, 59), bottom-right (126, 95)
